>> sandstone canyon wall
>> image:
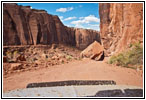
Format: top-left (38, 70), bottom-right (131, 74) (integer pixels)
top-left (3, 3), bottom-right (101, 50)
top-left (99, 3), bottom-right (143, 56)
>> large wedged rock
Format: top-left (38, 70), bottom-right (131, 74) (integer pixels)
top-left (80, 41), bottom-right (104, 61)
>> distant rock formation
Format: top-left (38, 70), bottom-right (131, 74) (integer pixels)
top-left (3, 3), bottom-right (101, 50)
top-left (99, 3), bottom-right (143, 56)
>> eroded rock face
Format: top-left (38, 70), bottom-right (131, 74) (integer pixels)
top-left (3, 3), bottom-right (100, 50)
top-left (99, 3), bottom-right (143, 56)
top-left (75, 28), bottom-right (101, 50)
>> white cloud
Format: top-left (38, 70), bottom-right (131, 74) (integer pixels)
top-left (64, 17), bottom-right (77, 21)
top-left (70, 15), bottom-right (100, 30)
top-left (83, 15), bottom-right (100, 23)
top-left (86, 24), bottom-right (100, 31)
top-left (86, 27), bottom-right (100, 31)
top-left (56, 8), bottom-right (67, 13)
top-left (56, 7), bottom-right (74, 13)
top-left (71, 15), bottom-right (100, 25)
top-left (75, 23), bottom-right (84, 28)
top-left (88, 24), bottom-right (99, 27)
top-left (79, 17), bottom-right (84, 19)
top-left (68, 7), bottom-right (73, 11)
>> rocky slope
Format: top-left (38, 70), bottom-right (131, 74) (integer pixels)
top-left (3, 3), bottom-right (100, 50)
top-left (3, 44), bottom-right (82, 75)
top-left (99, 3), bottom-right (143, 56)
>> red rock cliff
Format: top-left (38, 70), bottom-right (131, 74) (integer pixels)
top-left (99, 3), bottom-right (143, 56)
top-left (3, 3), bottom-right (101, 50)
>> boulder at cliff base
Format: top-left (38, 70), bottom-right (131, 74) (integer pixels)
top-left (80, 41), bottom-right (104, 61)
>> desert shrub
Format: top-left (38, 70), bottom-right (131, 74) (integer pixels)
top-left (108, 55), bottom-right (118, 64)
top-left (6, 51), bottom-right (12, 59)
top-left (108, 42), bottom-right (143, 69)
top-left (6, 51), bottom-right (14, 62)
top-left (66, 55), bottom-right (73, 60)
top-left (13, 50), bottom-right (20, 58)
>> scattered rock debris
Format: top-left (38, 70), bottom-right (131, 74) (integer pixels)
top-left (3, 44), bottom-right (81, 75)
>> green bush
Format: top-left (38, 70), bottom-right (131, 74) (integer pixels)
top-left (6, 51), bottom-right (12, 59)
top-left (108, 42), bottom-right (143, 69)
top-left (66, 55), bottom-right (72, 60)
top-left (13, 50), bottom-right (20, 58)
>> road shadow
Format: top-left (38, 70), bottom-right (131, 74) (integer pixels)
top-left (26, 80), bottom-right (116, 88)
top-left (87, 89), bottom-right (143, 97)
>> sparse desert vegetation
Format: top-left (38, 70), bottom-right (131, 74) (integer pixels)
top-left (108, 42), bottom-right (143, 70)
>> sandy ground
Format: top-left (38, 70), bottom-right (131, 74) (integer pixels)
top-left (3, 58), bottom-right (143, 92)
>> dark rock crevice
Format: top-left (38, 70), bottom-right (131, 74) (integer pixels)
top-left (3, 9), bottom-right (21, 45)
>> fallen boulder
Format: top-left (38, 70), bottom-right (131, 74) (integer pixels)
top-left (80, 41), bottom-right (104, 61)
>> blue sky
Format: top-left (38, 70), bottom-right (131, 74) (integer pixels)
top-left (17, 3), bottom-right (100, 31)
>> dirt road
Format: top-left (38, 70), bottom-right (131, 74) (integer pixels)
top-left (3, 58), bottom-right (143, 92)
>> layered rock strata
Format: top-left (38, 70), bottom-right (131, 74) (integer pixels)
top-left (99, 3), bottom-right (143, 56)
top-left (3, 3), bottom-right (100, 50)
